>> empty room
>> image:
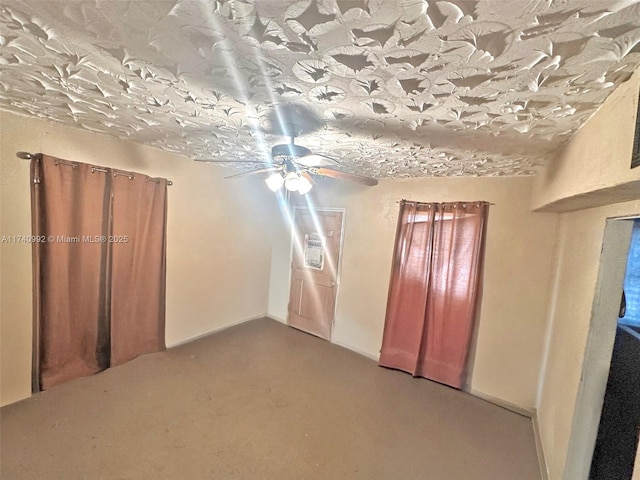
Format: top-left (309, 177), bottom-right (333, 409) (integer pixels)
top-left (1, 1), bottom-right (640, 479)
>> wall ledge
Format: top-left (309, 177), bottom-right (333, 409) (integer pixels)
top-left (533, 179), bottom-right (640, 213)
top-left (530, 68), bottom-right (640, 213)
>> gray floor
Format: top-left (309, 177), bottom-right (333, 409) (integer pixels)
top-left (1, 318), bottom-right (541, 480)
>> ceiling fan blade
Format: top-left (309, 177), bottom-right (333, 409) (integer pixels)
top-left (294, 154), bottom-right (339, 167)
top-left (299, 170), bottom-right (315, 185)
top-left (194, 159), bottom-right (272, 164)
top-left (224, 167), bottom-right (280, 179)
top-left (311, 167), bottom-right (378, 186)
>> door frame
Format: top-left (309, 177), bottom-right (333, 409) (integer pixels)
top-left (288, 205), bottom-right (346, 342)
top-left (564, 216), bottom-right (636, 479)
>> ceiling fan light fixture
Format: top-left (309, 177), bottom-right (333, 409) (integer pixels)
top-left (298, 172), bottom-right (314, 195)
top-left (265, 172), bottom-right (285, 191)
top-left (284, 171), bottom-right (301, 191)
top-left (297, 175), bottom-right (313, 195)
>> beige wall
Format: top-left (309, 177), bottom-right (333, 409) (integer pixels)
top-left (536, 203), bottom-right (639, 480)
top-left (533, 68), bottom-right (640, 479)
top-left (531, 69), bottom-right (640, 212)
top-left (0, 111), bottom-right (275, 406)
top-left (268, 176), bottom-right (559, 410)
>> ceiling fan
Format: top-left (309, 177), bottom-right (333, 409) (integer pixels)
top-left (229, 137), bottom-right (378, 192)
top-left (195, 103), bottom-right (378, 194)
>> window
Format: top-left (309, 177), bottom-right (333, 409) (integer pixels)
top-left (619, 219), bottom-right (640, 328)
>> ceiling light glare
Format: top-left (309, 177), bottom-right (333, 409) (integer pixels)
top-left (284, 172), bottom-right (301, 191)
top-left (297, 175), bottom-right (313, 195)
top-left (265, 172), bottom-right (284, 191)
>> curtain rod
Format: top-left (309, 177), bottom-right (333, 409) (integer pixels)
top-left (396, 199), bottom-right (495, 205)
top-left (16, 152), bottom-right (173, 186)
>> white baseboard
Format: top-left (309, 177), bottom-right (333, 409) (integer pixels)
top-left (332, 339), bottom-right (381, 362)
top-left (263, 314), bottom-right (381, 362)
top-left (532, 410), bottom-right (550, 480)
top-left (166, 313), bottom-right (268, 348)
top-left (266, 313), bottom-right (287, 324)
top-left (469, 388), bottom-right (534, 418)
top-left (468, 390), bottom-right (548, 480)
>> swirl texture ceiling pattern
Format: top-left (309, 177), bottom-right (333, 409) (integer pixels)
top-left (1, 0), bottom-right (640, 177)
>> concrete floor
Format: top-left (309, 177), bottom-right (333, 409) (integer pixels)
top-left (1, 318), bottom-right (541, 480)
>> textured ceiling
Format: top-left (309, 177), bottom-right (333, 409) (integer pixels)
top-left (1, 0), bottom-right (640, 178)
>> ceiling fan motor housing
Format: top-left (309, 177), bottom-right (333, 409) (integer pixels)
top-left (271, 143), bottom-right (311, 160)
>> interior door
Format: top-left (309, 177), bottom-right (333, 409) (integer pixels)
top-left (287, 208), bottom-right (343, 340)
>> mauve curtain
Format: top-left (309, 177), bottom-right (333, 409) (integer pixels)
top-left (110, 174), bottom-right (167, 367)
top-left (379, 200), bottom-right (489, 389)
top-left (31, 155), bottom-right (167, 390)
top-left (32, 155), bottom-right (112, 390)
